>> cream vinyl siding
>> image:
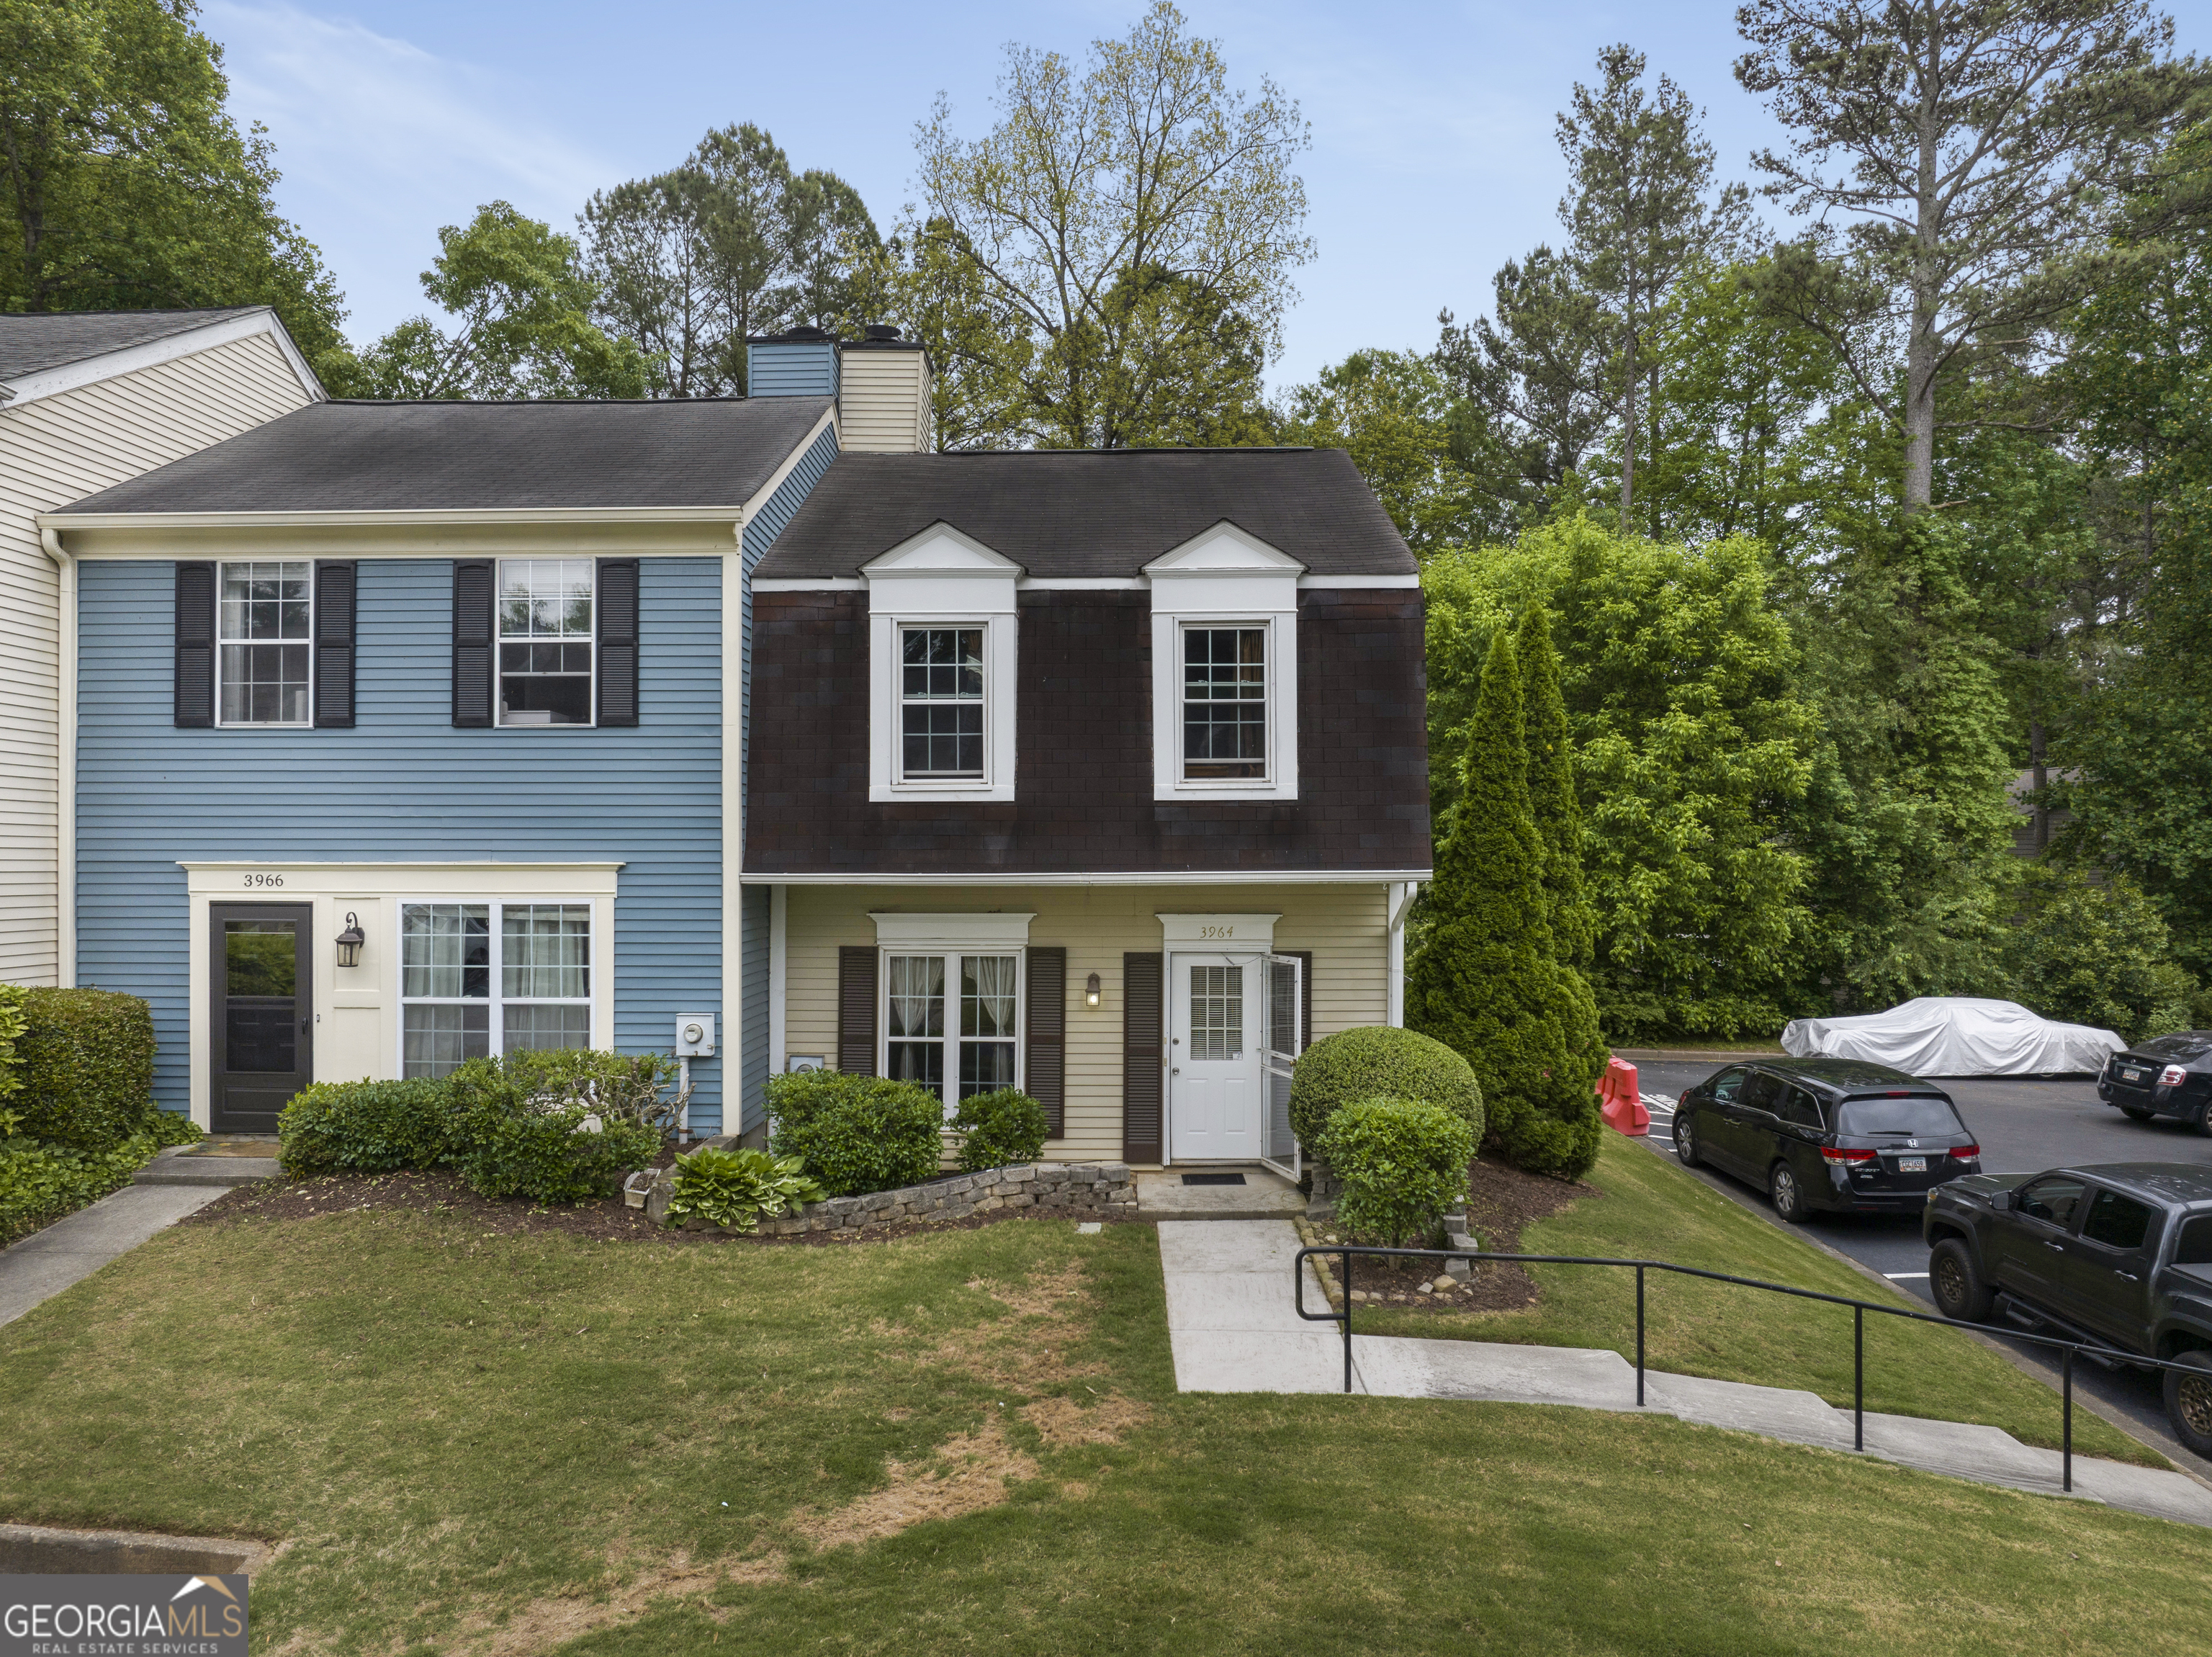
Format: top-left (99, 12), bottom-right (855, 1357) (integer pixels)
top-left (0, 331), bottom-right (313, 982)
top-left (837, 351), bottom-right (932, 453)
top-left (782, 882), bottom-right (1390, 1164)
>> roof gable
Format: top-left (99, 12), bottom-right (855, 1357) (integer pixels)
top-left (862, 521), bottom-right (1024, 576)
top-left (0, 307), bottom-right (320, 407)
top-left (1143, 520), bottom-right (1306, 576)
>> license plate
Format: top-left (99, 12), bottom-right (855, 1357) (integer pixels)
top-left (1897, 1157), bottom-right (1927, 1173)
top-left (2124, 1068), bottom-right (2147, 1083)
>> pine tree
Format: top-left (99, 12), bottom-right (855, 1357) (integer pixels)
top-left (1515, 606), bottom-right (1595, 973)
top-left (1407, 629), bottom-right (1605, 1179)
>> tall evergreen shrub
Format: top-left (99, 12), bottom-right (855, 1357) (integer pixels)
top-left (1516, 606), bottom-right (1595, 973)
top-left (1406, 629), bottom-right (1604, 1178)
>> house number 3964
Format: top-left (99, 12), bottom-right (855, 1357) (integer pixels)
top-left (1199, 925), bottom-right (1233, 939)
top-left (242, 874), bottom-right (284, 888)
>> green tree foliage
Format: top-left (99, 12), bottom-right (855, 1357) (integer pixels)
top-left (1406, 627), bottom-right (1604, 1178)
top-left (1997, 868), bottom-right (2198, 1041)
top-left (2054, 119), bottom-right (2212, 972)
top-left (884, 217), bottom-right (1032, 451)
top-left (359, 203), bottom-right (647, 399)
top-left (909, 2), bottom-right (1308, 447)
top-left (579, 123), bottom-right (882, 397)
top-left (1426, 519), bottom-right (1819, 1038)
top-left (0, 0), bottom-right (355, 387)
top-left (1515, 605), bottom-right (1595, 973)
top-left (1276, 349), bottom-right (1514, 550)
top-left (1735, 0), bottom-right (2202, 513)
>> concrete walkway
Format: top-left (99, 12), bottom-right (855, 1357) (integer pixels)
top-left (0, 1184), bottom-right (229, 1328)
top-left (1158, 1219), bottom-right (2212, 1530)
top-left (1136, 1166), bottom-right (1305, 1221)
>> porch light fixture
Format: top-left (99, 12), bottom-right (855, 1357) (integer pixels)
top-left (1085, 972), bottom-right (1101, 1009)
top-left (334, 912), bottom-right (365, 969)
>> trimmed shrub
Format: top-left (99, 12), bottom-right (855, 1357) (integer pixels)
top-left (766, 1070), bottom-right (944, 1197)
top-left (1288, 1026), bottom-right (1483, 1153)
top-left (0, 1097), bottom-right (188, 1246)
top-left (1318, 1094), bottom-right (1477, 1247)
top-left (10, 987), bottom-right (158, 1149)
top-left (446, 1051), bottom-right (662, 1204)
top-left (951, 1088), bottom-right (1051, 1172)
top-left (278, 1078), bottom-right (459, 1177)
top-left (665, 1145), bottom-right (824, 1233)
top-left (487, 1046), bottom-right (685, 1134)
top-left (0, 984), bottom-right (26, 1108)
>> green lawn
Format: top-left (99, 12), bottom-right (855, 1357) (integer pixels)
top-left (1, 1190), bottom-right (2206, 1654)
top-left (1352, 1133), bottom-right (2152, 1463)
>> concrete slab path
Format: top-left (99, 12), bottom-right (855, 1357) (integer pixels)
top-left (1159, 1219), bottom-right (2212, 1530)
top-left (1137, 1167), bottom-right (1304, 1221)
top-left (0, 1184), bottom-right (227, 1328)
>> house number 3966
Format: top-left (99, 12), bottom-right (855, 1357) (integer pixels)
top-left (1199, 925), bottom-right (1233, 939)
top-left (242, 874), bottom-right (284, 888)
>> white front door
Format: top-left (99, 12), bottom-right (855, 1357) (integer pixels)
top-left (1169, 953), bottom-right (1263, 1161)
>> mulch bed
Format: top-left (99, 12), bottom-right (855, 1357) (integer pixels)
top-left (1305, 1153), bottom-right (1599, 1315)
top-left (179, 1167), bottom-right (1139, 1247)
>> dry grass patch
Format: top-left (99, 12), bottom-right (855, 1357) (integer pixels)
top-left (794, 1415), bottom-right (1039, 1550)
top-left (456, 1547), bottom-right (789, 1657)
top-left (1022, 1393), bottom-right (1153, 1447)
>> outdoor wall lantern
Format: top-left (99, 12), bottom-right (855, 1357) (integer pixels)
top-left (334, 912), bottom-right (365, 969)
top-left (1085, 972), bottom-right (1102, 1009)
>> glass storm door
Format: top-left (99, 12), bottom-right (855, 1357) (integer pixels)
top-left (210, 902), bottom-right (314, 1133)
top-left (1169, 954), bottom-right (1263, 1162)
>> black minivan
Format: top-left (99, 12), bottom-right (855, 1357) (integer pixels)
top-left (1673, 1058), bottom-right (1982, 1222)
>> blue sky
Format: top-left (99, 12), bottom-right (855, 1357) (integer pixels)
top-left (206, 0), bottom-right (2212, 392)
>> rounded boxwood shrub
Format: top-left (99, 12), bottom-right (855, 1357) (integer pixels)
top-left (1319, 1094), bottom-right (1477, 1247)
top-left (1288, 1026), bottom-right (1483, 1153)
top-left (9, 987), bottom-right (158, 1150)
top-left (766, 1070), bottom-right (943, 1197)
top-left (950, 1088), bottom-right (1050, 1172)
top-left (446, 1051), bottom-right (662, 1204)
top-left (278, 1078), bottom-right (459, 1177)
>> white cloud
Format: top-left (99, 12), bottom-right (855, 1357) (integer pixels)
top-left (206, 1), bottom-right (619, 343)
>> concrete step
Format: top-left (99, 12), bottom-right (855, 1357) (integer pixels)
top-left (1136, 1167), bottom-right (1305, 1221)
top-left (135, 1151), bottom-right (278, 1187)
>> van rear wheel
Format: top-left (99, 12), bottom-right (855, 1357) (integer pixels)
top-left (2166, 1352), bottom-right (2212, 1458)
top-left (1770, 1162), bottom-right (1811, 1224)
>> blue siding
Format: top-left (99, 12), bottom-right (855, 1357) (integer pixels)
top-left (737, 421), bottom-right (839, 1130)
top-left (746, 342), bottom-right (839, 399)
top-left (76, 557), bottom-right (727, 1128)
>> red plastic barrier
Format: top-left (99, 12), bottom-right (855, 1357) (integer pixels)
top-left (1596, 1055), bottom-right (1649, 1136)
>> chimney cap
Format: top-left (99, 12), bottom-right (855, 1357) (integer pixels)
top-left (863, 323), bottom-right (902, 342)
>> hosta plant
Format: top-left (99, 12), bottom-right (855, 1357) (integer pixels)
top-left (665, 1145), bottom-right (824, 1233)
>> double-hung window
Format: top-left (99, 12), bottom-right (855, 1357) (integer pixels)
top-left (400, 900), bottom-right (594, 1077)
top-left (1182, 626), bottom-right (1267, 780)
top-left (217, 560), bottom-right (312, 726)
top-left (900, 627), bottom-right (984, 778)
top-left (498, 558), bottom-right (595, 726)
top-left (884, 950), bottom-right (1020, 1110)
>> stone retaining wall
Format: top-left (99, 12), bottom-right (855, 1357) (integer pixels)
top-left (642, 1151), bottom-right (1137, 1236)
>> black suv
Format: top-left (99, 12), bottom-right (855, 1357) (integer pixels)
top-left (1673, 1058), bottom-right (1981, 1222)
top-left (2098, 1032), bottom-right (2212, 1135)
top-left (1924, 1163), bottom-right (2212, 1456)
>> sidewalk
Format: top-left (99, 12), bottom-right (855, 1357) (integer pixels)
top-left (0, 1184), bottom-right (228, 1328)
top-left (1158, 1219), bottom-right (2212, 1530)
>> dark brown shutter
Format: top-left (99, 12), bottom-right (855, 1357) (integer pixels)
top-left (596, 557), bottom-right (639, 727)
top-left (451, 559), bottom-right (494, 727)
top-left (837, 946), bottom-right (878, 1075)
top-left (313, 560), bottom-right (357, 728)
top-left (1121, 951), bottom-right (1163, 1164)
top-left (1289, 950), bottom-right (1313, 1051)
top-left (173, 562), bottom-right (215, 727)
top-left (1025, 947), bottom-right (1066, 1136)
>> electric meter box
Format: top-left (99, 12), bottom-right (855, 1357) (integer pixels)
top-left (675, 1015), bottom-right (716, 1057)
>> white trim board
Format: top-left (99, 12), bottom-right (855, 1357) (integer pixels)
top-left (751, 572), bottom-right (1419, 593)
top-left (869, 911), bottom-right (1036, 948)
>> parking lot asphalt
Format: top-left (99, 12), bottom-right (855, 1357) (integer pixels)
top-left (1624, 1059), bottom-right (2212, 1481)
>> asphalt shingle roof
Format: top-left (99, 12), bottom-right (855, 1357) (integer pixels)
top-left (57, 396), bottom-right (837, 513)
top-left (0, 307), bottom-right (265, 383)
top-left (753, 448), bottom-right (1416, 579)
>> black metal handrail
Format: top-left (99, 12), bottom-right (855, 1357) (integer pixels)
top-left (1292, 1244), bottom-right (2211, 1493)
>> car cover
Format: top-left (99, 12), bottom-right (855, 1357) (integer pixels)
top-left (1781, 997), bottom-right (2123, 1077)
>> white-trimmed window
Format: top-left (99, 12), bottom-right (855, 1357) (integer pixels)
top-left (400, 900), bottom-right (594, 1077)
top-left (899, 626), bottom-right (985, 778)
top-left (1145, 524), bottom-right (1301, 801)
top-left (498, 558), bottom-right (595, 726)
top-left (218, 560), bottom-right (312, 726)
top-left (884, 950), bottom-right (1021, 1108)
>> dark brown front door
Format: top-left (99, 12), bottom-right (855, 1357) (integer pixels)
top-left (210, 902), bottom-right (314, 1133)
